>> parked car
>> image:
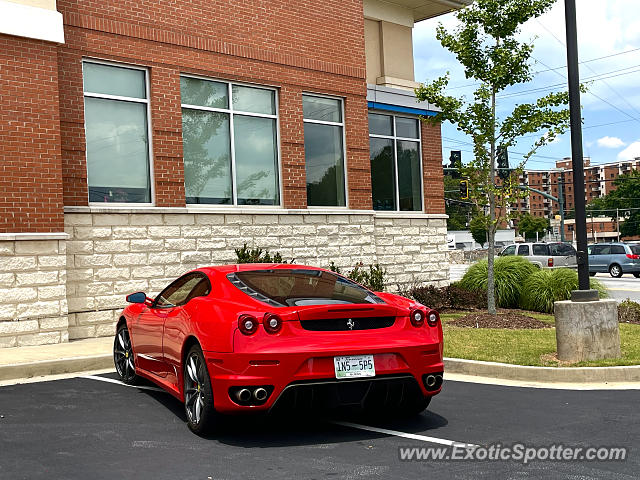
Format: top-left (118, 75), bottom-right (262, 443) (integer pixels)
top-left (114, 264), bottom-right (443, 434)
top-left (587, 243), bottom-right (640, 278)
top-left (498, 242), bottom-right (577, 268)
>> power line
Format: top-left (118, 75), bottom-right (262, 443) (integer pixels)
top-left (443, 47), bottom-right (640, 92)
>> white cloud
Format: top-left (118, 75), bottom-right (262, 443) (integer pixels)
top-left (617, 140), bottom-right (640, 161)
top-left (597, 136), bottom-right (626, 148)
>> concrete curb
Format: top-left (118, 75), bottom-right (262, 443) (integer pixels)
top-left (445, 357), bottom-right (640, 383)
top-left (2, 353), bottom-right (639, 385)
top-left (0, 354), bottom-right (113, 382)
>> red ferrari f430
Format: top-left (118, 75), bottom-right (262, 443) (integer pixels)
top-left (114, 264), bottom-right (444, 434)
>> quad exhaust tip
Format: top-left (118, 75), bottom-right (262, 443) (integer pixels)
top-left (236, 388), bottom-right (252, 403)
top-left (254, 387), bottom-right (268, 401)
top-left (424, 373), bottom-right (444, 391)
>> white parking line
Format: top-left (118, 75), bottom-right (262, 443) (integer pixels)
top-left (332, 420), bottom-right (479, 448)
top-left (81, 374), bottom-right (165, 392)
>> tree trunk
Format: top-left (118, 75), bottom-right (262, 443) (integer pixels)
top-left (487, 87), bottom-right (497, 315)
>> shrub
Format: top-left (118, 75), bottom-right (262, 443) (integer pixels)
top-left (519, 268), bottom-right (608, 313)
top-left (618, 299), bottom-right (640, 324)
top-left (400, 283), bottom-right (487, 311)
top-left (235, 244), bottom-right (286, 264)
top-left (458, 256), bottom-right (537, 308)
top-left (329, 261), bottom-right (387, 292)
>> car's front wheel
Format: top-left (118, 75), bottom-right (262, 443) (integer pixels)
top-left (183, 344), bottom-right (217, 435)
top-left (114, 324), bottom-right (138, 385)
top-left (609, 264), bottom-right (623, 278)
top-left (634, 273), bottom-right (640, 278)
top-left (589, 272), bottom-right (596, 277)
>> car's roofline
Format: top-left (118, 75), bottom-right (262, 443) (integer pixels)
top-left (196, 264), bottom-right (330, 275)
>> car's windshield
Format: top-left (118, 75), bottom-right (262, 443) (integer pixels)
top-left (231, 269), bottom-right (385, 307)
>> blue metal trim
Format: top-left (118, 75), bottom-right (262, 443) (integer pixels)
top-left (367, 101), bottom-right (438, 117)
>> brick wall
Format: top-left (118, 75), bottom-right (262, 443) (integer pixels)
top-left (56, 0), bottom-right (370, 210)
top-left (0, 35), bottom-right (64, 233)
top-left (421, 120), bottom-right (445, 214)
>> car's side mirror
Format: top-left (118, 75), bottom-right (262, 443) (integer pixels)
top-left (126, 292), bottom-right (147, 304)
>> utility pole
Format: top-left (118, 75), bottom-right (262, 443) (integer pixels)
top-left (616, 208), bottom-right (620, 242)
top-left (564, 0), bottom-right (590, 291)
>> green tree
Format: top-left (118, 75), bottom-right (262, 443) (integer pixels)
top-left (415, 0), bottom-right (571, 314)
top-left (469, 214), bottom-right (489, 246)
top-left (517, 213), bottom-right (549, 240)
top-left (587, 171), bottom-right (640, 238)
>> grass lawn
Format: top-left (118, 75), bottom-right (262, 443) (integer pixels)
top-left (441, 312), bottom-right (640, 367)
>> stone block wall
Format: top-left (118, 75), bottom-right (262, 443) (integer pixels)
top-left (0, 237), bottom-right (68, 347)
top-left (63, 210), bottom-right (449, 341)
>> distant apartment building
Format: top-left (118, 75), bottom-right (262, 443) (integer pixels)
top-left (515, 157), bottom-right (640, 218)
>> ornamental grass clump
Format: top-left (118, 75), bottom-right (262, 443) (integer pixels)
top-left (458, 256), bottom-right (537, 308)
top-left (519, 268), bottom-right (608, 313)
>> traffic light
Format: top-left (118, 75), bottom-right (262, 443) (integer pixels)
top-left (497, 146), bottom-right (510, 180)
top-left (449, 150), bottom-right (461, 179)
top-left (459, 179), bottom-right (469, 200)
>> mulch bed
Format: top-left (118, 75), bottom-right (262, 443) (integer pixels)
top-left (448, 312), bottom-right (552, 329)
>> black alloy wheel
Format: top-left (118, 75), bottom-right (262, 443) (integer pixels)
top-left (114, 324), bottom-right (138, 385)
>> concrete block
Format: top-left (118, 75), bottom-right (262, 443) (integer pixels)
top-left (0, 256), bottom-right (37, 272)
top-left (94, 240), bottom-right (130, 254)
top-left (163, 214), bottom-right (195, 225)
top-left (14, 241), bottom-right (59, 255)
top-left (130, 214), bottom-right (162, 226)
top-left (149, 226), bottom-right (180, 238)
top-left (93, 214), bottom-right (130, 226)
top-left (64, 213), bottom-right (92, 226)
top-left (0, 320), bottom-right (38, 335)
top-left (37, 255), bottom-right (67, 268)
top-left (15, 271), bottom-right (59, 287)
top-left (112, 226), bottom-right (149, 239)
top-left (0, 242), bottom-right (15, 255)
top-left (17, 332), bottom-right (61, 346)
top-left (39, 316), bottom-right (69, 331)
top-left (555, 299), bottom-right (621, 362)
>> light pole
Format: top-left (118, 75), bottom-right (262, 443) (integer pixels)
top-left (564, 0), bottom-right (591, 293)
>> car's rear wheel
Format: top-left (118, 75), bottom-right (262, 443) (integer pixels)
top-left (183, 345), bottom-right (217, 435)
top-left (589, 272), bottom-right (596, 277)
top-left (114, 324), bottom-right (137, 385)
top-left (609, 264), bottom-right (623, 278)
top-left (634, 273), bottom-right (640, 278)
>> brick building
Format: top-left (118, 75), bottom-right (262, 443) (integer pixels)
top-left (515, 157), bottom-right (640, 218)
top-left (0, 0), bottom-right (469, 346)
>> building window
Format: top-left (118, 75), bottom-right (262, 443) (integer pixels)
top-left (368, 113), bottom-right (422, 211)
top-left (83, 61), bottom-right (152, 203)
top-left (180, 76), bottom-right (279, 205)
top-left (302, 94), bottom-right (346, 207)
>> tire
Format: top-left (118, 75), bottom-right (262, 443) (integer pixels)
top-left (183, 344), bottom-right (217, 435)
top-left (589, 272), bottom-right (596, 277)
top-left (114, 324), bottom-right (138, 385)
top-left (609, 264), bottom-right (623, 278)
top-left (634, 273), bottom-right (640, 278)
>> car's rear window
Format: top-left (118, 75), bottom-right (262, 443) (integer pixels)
top-left (631, 245), bottom-right (640, 255)
top-left (229, 269), bottom-right (385, 307)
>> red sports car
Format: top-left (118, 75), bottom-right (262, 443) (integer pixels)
top-left (114, 264), bottom-right (444, 434)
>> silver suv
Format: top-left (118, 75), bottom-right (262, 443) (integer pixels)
top-left (498, 242), bottom-right (577, 268)
top-left (587, 243), bottom-right (640, 278)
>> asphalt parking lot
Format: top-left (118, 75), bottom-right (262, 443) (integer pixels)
top-left (1, 373), bottom-right (638, 479)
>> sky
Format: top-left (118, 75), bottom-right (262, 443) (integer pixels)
top-left (413, 0), bottom-right (640, 171)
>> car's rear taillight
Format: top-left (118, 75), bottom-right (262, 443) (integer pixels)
top-left (626, 254), bottom-right (640, 260)
top-left (548, 257), bottom-right (554, 267)
top-left (427, 309), bottom-right (440, 327)
top-left (238, 314), bottom-right (259, 335)
top-left (409, 308), bottom-right (425, 327)
top-left (263, 313), bottom-right (282, 334)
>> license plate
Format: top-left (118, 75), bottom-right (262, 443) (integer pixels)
top-left (333, 355), bottom-right (375, 379)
